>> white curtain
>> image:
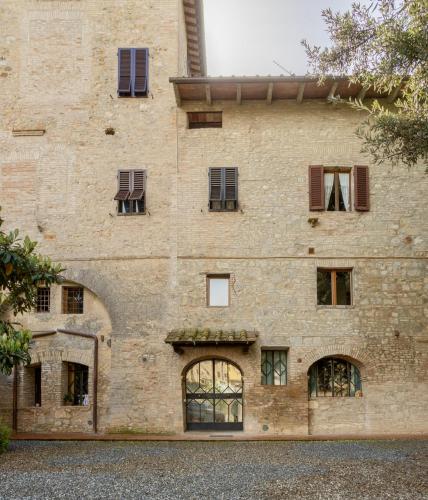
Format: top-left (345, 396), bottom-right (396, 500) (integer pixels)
top-left (324, 173), bottom-right (335, 208)
top-left (339, 173), bottom-right (350, 211)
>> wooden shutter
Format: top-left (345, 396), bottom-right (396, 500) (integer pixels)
top-left (309, 165), bottom-right (324, 210)
top-left (129, 170), bottom-right (145, 200)
top-left (354, 165), bottom-right (369, 211)
top-left (134, 48), bottom-right (149, 95)
top-left (118, 49), bottom-right (132, 95)
top-left (209, 168), bottom-right (222, 201)
top-left (114, 171), bottom-right (131, 200)
top-left (225, 168), bottom-right (237, 201)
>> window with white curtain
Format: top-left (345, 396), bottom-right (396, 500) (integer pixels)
top-left (325, 169), bottom-right (351, 211)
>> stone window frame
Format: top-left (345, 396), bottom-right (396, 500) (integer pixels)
top-left (206, 274), bottom-right (230, 307)
top-left (62, 286), bottom-right (84, 314)
top-left (260, 347), bottom-right (288, 386)
top-left (316, 267), bottom-right (354, 308)
top-left (36, 287), bottom-right (50, 313)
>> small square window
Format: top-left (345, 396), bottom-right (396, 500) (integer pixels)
top-left (188, 112), bottom-right (222, 129)
top-left (36, 287), bottom-right (50, 313)
top-left (62, 287), bottom-right (84, 314)
top-left (317, 269), bottom-right (352, 306)
top-left (261, 350), bottom-right (287, 385)
top-left (207, 275), bottom-right (230, 307)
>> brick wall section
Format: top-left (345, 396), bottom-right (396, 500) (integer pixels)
top-left (0, 1), bottom-right (427, 436)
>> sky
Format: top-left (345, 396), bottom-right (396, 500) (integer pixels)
top-left (203, 0), bottom-right (365, 76)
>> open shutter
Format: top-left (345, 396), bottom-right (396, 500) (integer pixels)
top-left (225, 168), bottom-right (238, 207)
top-left (129, 170), bottom-right (145, 200)
top-left (354, 165), bottom-right (369, 211)
top-left (134, 48), bottom-right (149, 96)
top-left (118, 49), bottom-right (132, 95)
top-left (209, 168), bottom-right (222, 201)
top-left (309, 165), bottom-right (324, 210)
top-left (114, 171), bottom-right (131, 200)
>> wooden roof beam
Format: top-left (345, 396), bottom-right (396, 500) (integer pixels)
top-left (236, 83), bottom-right (242, 105)
top-left (297, 82), bottom-right (306, 104)
top-left (205, 84), bottom-right (212, 105)
top-left (327, 81), bottom-right (338, 101)
top-left (266, 82), bottom-right (273, 104)
top-left (173, 83), bottom-right (181, 107)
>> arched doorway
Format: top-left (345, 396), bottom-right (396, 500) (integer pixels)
top-left (185, 359), bottom-right (243, 431)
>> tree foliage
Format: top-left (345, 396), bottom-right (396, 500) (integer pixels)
top-left (0, 211), bottom-right (63, 375)
top-left (302, 0), bottom-right (428, 167)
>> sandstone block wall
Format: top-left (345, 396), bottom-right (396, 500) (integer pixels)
top-left (0, 1), bottom-right (427, 436)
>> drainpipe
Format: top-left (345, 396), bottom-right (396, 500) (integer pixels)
top-left (12, 365), bottom-right (18, 432)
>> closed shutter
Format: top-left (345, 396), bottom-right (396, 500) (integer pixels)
top-left (225, 168), bottom-right (238, 202)
top-left (354, 165), bottom-right (369, 211)
top-left (309, 165), bottom-right (324, 210)
top-left (209, 168), bottom-right (222, 201)
top-left (114, 171), bottom-right (131, 200)
top-left (134, 49), bottom-right (149, 96)
top-left (118, 49), bottom-right (132, 95)
top-left (129, 170), bottom-right (145, 200)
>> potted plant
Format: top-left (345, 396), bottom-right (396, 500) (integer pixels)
top-left (63, 393), bottom-right (74, 406)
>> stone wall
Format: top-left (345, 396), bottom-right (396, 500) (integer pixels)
top-left (0, 0), bottom-right (427, 436)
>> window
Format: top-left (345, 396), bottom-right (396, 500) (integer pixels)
top-left (62, 286), bottom-right (84, 314)
top-left (308, 357), bottom-right (362, 397)
top-left (207, 275), bottom-right (229, 307)
top-left (209, 168), bottom-right (238, 211)
top-left (324, 169), bottom-right (350, 211)
top-left (114, 170), bottom-right (146, 215)
top-left (309, 165), bottom-right (369, 211)
top-left (65, 363), bottom-right (89, 406)
top-left (261, 350), bottom-right (287, 385)
top-left (34, 366), bottom-right (41, 406)
top-left (317, 269), bottom-right (352, 306)
top-left (118, 48), bottom-right (149, 97)
top-left (36, 287), bottom-right (50, 312)
top-left (188, 112), bottom-right (222, 129)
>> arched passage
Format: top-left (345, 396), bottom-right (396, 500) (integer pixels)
top-left (307, 355), bottom-right (366, 436)
top-left (184, 358), bottom-right (243, 431)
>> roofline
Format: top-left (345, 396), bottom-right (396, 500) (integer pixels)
top-left (169, 76), bottom-right (347, 84)
top-left (183, 0), bottom-right (206, 77)
top-left (195, 0), bottom-right (207, 76)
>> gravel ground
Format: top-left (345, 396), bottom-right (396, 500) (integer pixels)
top-left (0, 439), bottom-right (427, 499)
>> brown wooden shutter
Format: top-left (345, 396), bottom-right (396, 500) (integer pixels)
top-left (354, 165), bottom-right (369, 211)
top-left (114, 171), bottom-right (131, 200)
top-left (129, 170), bottom-right (145, 200)
top-left (118, 49), bottom-right (132, 95)
top-left (225, 168), bottom-right (238, 201)
top-left (134, 48), bottom-right (148, 96)
top-left (309, 165), bottom-right (324, 210)
top-left (209, 168), bottom-right (222, 201)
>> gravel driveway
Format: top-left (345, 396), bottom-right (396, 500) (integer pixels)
top-left (0, 440), bottom-right (427, 499)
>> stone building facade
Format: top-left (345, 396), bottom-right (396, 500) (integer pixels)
top-left (0, 0), bottom-right (427, 437)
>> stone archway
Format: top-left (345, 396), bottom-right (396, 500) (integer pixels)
top-left (184, 358), bottom-right (244, 431)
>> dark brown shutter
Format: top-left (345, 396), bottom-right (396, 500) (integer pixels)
top-left (118, 49), bottom-right (132, 94)
top-left (309, 165), bottom-right (324, 210)
top-left (129, 170), bottom-right (145, 200)
top-left (114, 171), bottom-right (131, 200)
top-left (209, 168), bottom-right (222, 201)
top-left (134, 48), bottom-right (148, 95)
top-left (354, 165), bottom-right (369, 211)
top-left (225, 168), bottom-right (237, 201)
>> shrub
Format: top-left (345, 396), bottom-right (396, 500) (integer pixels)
top-left (0, 422), bottom-right (11, 453)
